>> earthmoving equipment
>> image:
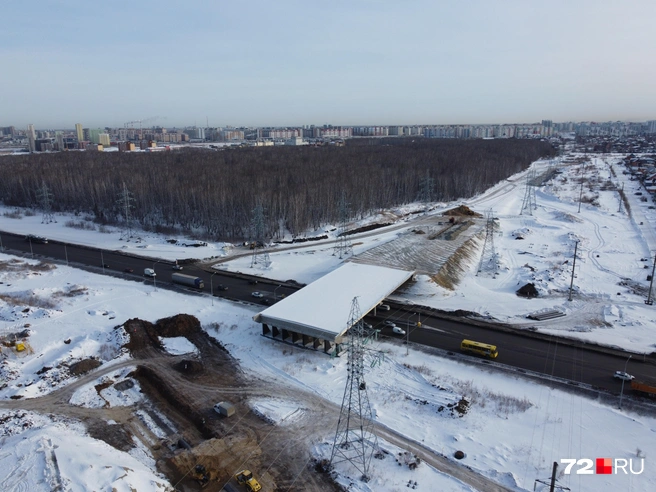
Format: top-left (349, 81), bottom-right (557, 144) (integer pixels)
top-left (234, 469), bottom-right (261, 492)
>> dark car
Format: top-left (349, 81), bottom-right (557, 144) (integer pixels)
top-left (248, 279), bottom-right (258, 285)
top-left (172, 264), bottom-right (183, 271)
top-left (261, 298), bottom-right (272, 305)
top-left (217, 284), bottom-right (228, 291)
top-left (124, 268), bottom-right (134, 273)
top-left (101, 264), bottom-right (110, 269)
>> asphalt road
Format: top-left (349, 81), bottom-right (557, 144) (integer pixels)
top-left (2, 228), bottom-right (655, 397)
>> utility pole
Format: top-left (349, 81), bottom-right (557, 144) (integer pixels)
top-left (568, 241), bottom-right (579, 301)
top-left (534, 461), bottom-right (570, 492)
top-left (577, 180), bottom-right (584, 213)
top-left (618, 183), bottom-right (624, 213)
top-left (646, 252), bottom-right (656, 305)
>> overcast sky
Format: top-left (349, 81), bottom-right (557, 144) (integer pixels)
top-left (2, 0), bottom-right (655, 129)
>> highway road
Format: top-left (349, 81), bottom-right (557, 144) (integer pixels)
top-left (2, 229), bottom-right (655, 398)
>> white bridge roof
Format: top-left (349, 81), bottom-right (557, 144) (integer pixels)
top-left (253, 262), bottom-right (414, 340)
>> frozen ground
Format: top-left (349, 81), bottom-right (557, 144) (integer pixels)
top-left (1, 153), bottom-right (656, 491)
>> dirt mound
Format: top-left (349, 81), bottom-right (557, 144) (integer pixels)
top-left (517, 283), bottom-right (539, 298)
top-left (443, 205), bottom-right (481, 217)
top-left (122, 314), bottom-right (202, 353)
top-left (155, 313), bottom-right (201, 337)
top-left (173, 359), bottom-right (205, 374)
top-left (69, 358), bottom-right (102, 375)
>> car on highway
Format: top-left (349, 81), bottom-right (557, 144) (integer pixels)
top-left (248, 279), bottom-right (259, 285)
top-left (378, 303), bottom-right (391, 311)
top-left (251, 291), bottom-right (264, 298)
top-left (144, 268), bottom-right (156, 277)
top-left (123, 268), bottom-right (134, 273)
top-left (25, 234), bottom-right (48, 244)
top-left (101, 263), bottom-right (110, 269)
top-left (383, 320), bottom-right (396, 327)
top-left (216, 284), bottom-right (228, 291)
top-left (613, 370), bottom-right (634, 381)
top-left (172, 263), bottom-right (183, 271)
top-left (392, 325), bottom-right (406, 335)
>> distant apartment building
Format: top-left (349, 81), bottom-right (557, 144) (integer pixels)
top-left (257, 128), bottom-right (301, 139)
top-left (648, 121), bottom-right (656, 134)
top-left (27, 124), bottom-right (36, 152)
top-left (87, 128), bottom-right (103, 144)
top-left (285, 137), bottom-right (307, 146)
top-left (184, 127), bottom-right (205, 140)
top-left (1, 126), bottom-right (16, 137)
top-left (75, 123), bottom-right (83, 142)
top-left (352, 126), bottom-right (388, 137)
top-left (315, 127), bottom-right (352, 139)
top-left (55, 131), bottom-right (64, 150)
top-left (118, 141), bottom-right (136, 151)
top-left (220, 129), bottom-right (245, 141)
top-left (99, 133), bottom-right (111, 146)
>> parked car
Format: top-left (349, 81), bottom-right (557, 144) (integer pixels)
top-left (251, 291), bottom-right (264, 298)
top-left (378, 303), bottom-right (391, 311)
top-left (614, 370), bottom-right (634, 381)
top-left (392, 325), bottom-right (406, 335)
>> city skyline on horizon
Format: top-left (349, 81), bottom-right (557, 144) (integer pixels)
top-left (2, 1), bottom-right (655, 129)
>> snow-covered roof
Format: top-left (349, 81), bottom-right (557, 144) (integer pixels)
top-left (253, 262), bottom-right (414, 340)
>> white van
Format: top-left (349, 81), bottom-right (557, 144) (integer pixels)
top-left (144, 268), bottom-right (156, 277)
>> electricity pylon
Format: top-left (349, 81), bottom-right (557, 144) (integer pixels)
top-left (116, 182), bottom-right (136, 240)
top-left (36, 181), bottom-right (55, 224)
top-left (333, 192), bottom-right (353, 259)
top-left (477, 209), bottom-right (498, 276)
top-left (250, 202), bottom-right (270, 268)
top-left (520, 170), bottom-right (537, 215)
top-left (330, 297), bottom-right (380, 482)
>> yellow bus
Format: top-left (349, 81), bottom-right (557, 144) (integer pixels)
top-left (460, 339), bottom-right (498, 359)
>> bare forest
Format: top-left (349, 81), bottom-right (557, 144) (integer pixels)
top-left (0, 138), bottom-right (554, 241)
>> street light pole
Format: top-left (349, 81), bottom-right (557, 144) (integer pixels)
top-left (64, 244), bottom-right (68, 266)
top-left (211, 272), bottom-right (217, 306)
top-left (152, 261), bottom-right (157, 292)
top-left (619, 355), bottom-right (632, 410)
top-left (274, 284), bottom-right (282, 299)
top-left (101, 252), bottom-right (105, 273)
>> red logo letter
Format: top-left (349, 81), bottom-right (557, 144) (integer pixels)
top-left (596, 458), bottom-right (613, 474)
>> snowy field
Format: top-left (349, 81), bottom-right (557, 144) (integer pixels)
top-left (1, 153), bottom-right (656, 491)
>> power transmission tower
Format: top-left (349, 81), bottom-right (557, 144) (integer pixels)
top-left (520, 170), bottom-right (537, 215)
top-left (36, 181), bottom-right (55, 224)
top-left (476, 209), bottom-right (498, 276)
top-left (418, 169), bottom-right (435, 211)
top-left (330, 297), bottom-right (380, 482)
top-left (250, 202), bottom-right (270, 268)
top-left (116, 182), bottom-right (136, 240)
top-left (333, 192), bottom-right (353, 259)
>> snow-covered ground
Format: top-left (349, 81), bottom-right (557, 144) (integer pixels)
top-left (1, 153), bottom-right (656, 491)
